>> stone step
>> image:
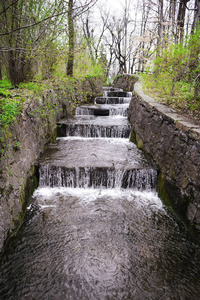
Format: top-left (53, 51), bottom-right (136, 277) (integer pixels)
top-left (103, 87), bottom-right (123, 92)
top-left (104, 91), bottom-right (132, 98)
top-left (76, 104), bottom-right (129, 116)
top-left (57, 116), bottom-right (131, 138)
top-left (95, 97), bottom-right (131, 104)
top-left (38, 138), bottom-right (157, 190)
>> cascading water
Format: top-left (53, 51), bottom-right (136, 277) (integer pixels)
top-left (1, 87), bottom-right (200, 300)
top-left (75, 104), bottom-right (129, 117)
top-left (57, 116), bottom-right (131, 138)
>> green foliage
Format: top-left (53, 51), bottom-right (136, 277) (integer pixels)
top-left (39, 41), bottom-right (66, 80)
top-left (0, 79), bottom-right (13, 97)
top-left (0, 79), bottom-right (50, 137)
top-left (153, 30), bottom-right (200, 83)
top-left (141, 73), bottom-right (200, 114)
top-left (0, 98), bottom-right (22, 128)
top-left (142, 30), bottom-right (200, 119)
top-left (84, 64), bottom-right (105, 78)
top-left (0, 79), bottom-right (22, 129)
top-left (13, 142), bottom-right (21, 151)
top-left (18, 81), bottom-right (48, 96)
top-left (73, 43), bottom-right (105, 79)
top-left (0, 0), bottom-right (67, 86)
top-left (0, 79), bottom-right (13, 89)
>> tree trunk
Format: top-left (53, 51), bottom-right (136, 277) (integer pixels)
top-left (66, 0), bottom-right (75, 77)
top-left (0, 53), bottom-right (2, 80)
top-left (158, 0), bottom-right (164, 45)
top-left (176, 0), bottom-right (190, 43)
top-left (169, 0), bottom-right (176, 39)
top-left (192, 0), bottom-right (200, 32)
top-left (194, 78), bottom-right (200, 100)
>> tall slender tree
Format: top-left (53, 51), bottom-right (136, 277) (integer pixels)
top-left (66, 0), bottom-right (98, 77)
top-left (66, 0), bottom-right (75, 76)
top-left (192, 0), bottom-right (200, 31)
top-left (176, 0), bottom-right (191, 42)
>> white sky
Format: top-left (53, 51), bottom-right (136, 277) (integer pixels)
top-left (96, 0), bottom-right (128, 16)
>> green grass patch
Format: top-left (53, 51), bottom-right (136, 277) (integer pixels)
top-left (0, 79), bottom-right (13, 89)
top-left (0, 79), bottom-right (14, 98)
top-left (141, 73), bottom-right (200, 115)
top-left (18, 81), bottom-right (50, 96)
top-left (0, 98), bottom-right (23, 128)
top-left (0, 79), bottom-right (23, 131)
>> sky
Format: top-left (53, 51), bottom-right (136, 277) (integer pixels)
top-left (96, 0), bottom-right (128, 15)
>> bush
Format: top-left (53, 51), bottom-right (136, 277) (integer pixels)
top-left (141, 30), bottom-right (200, 121)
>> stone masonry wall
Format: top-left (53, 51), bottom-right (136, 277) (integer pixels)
top-left (128, 82), bottom-right (200, 230)
top-left (0, 77), bottom-right (103, 252)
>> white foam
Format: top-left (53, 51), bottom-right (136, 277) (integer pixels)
top-left (33, 187), bottom-right (164, 211)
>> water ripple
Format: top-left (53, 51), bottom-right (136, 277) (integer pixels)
top-left (0, 188), bottom-right (200, 299)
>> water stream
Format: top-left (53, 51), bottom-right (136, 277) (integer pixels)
top-left (0, 88), bottom-right (200, 299)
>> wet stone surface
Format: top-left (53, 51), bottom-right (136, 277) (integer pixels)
top-left (38, 138), bottom-right (151, 169)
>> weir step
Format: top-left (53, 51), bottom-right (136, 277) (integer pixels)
top-left (57, 116), bottom-right (131, 138)
top-left (104, 91), bottom-right (132, 98)
top-left (76, 104), bottom-right (129, 116)
top-left (39, 165), bottom-right (157, 190)
top-left (103, 87), bottom-right (123, 92)
top-left (95, 97), bottom-right (131, 104)
top-left (38, 138), bottom-right (157, 190)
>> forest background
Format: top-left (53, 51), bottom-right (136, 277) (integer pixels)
top-left (0, 0), bottom-right (200, 135)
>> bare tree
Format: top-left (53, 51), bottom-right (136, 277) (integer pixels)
top-left (158, 0), bottom-right (164, 47)
top-left (66, 0), bottom-right (98, 76)
top-left (81, 7), bottom-right (109, 65)
top-left (169, 0), bottom-right (177, 38)
top-left (192, 0), bottom-right (200, 31)
top-left (66, 0), bottom-right (75, 76)
top-left (176, 0), bottom-right (191, 43)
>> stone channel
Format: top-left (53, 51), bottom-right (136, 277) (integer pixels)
top-left (0, 87), bottom-right (200, 299)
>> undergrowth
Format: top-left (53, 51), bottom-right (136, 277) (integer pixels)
top-left (0, 79), bottom-right (51, 129)
top-left (141, 73), bottom-right (200, 124)
top-left (0, 79), bottom-right (52, 147)
top-left (0, 73), bottom-right (103, 146)
top-left (0, 80), bottom-right (22, 130)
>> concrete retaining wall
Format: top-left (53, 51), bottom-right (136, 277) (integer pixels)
top-left (128, 82), bottom-right (200, 230)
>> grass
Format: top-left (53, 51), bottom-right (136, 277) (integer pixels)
top-left (0, 78), bottom-right (52, 136)
top-left (0, 80), bottom-right (22, 129)
top-left (141, 73), bottom-right (200, 124)
top-left (18, 81), bottom-right (50, 95)
top-left (0, 72), bottom-right (104, 135)
top-left (0, 97), bottom-right (23, 127)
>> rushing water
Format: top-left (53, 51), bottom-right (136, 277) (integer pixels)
top-left (0, 88), bottom-right (200, 300)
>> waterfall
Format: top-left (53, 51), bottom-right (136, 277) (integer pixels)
top-left (39, 165), bottom-right (157, 190)
top-left (38, 86), bottom-right (157, 192)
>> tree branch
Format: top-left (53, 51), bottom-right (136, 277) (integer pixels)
top-left (0, 10), bottom-right (67, 36)
top-left (0, 0), bottom-right (20, 15)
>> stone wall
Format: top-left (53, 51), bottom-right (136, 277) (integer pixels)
top-left (113, 74), bottom-right (138, 92)
top-left (0, 77), bottom-right (103, 252)
top-left (128, 82), bottom-right (200, 230)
